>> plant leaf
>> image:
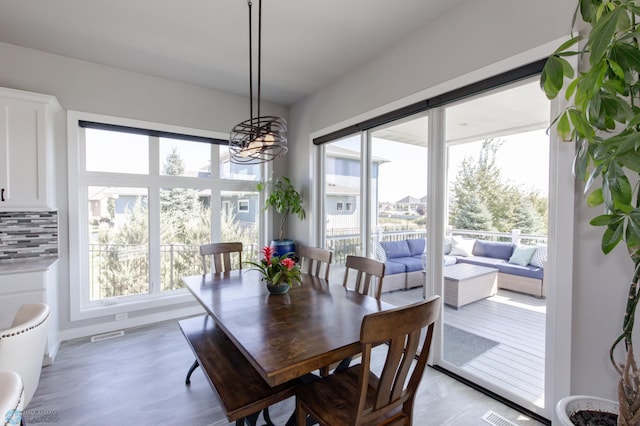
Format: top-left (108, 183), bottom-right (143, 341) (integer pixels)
top-left (541, 56), bottom-right (565, 99)
top-left (587, 188), bottom-right (604, 207)
top-left (602, 222), bottom-right (624, 254)
top-left (554, 35), bottom-right (582, 54)
top-left (589, 8), bottom-right (623, 66)
top-left (590, 213), bottom-right (624, 226)
top-left (557, 111), bottom-right (572, 141)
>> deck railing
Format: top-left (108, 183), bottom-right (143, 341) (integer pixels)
top-left (89, 242), bottom-right (260, 296)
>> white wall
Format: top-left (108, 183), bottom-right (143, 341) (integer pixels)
top-left (0, 41), bottom-right (287, 338)
top-left (288, 0), bottom-right (624, 409)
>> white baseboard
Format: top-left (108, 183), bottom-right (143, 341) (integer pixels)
top-left (56, 305), bottom-right (206, 345)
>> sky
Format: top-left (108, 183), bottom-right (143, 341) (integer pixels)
top-left (374, 128), bottom-right (550, 203)
top-left (85, 125), bottom-right (551, 204)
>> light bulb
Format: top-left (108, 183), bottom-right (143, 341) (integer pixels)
top-left (263, 133), bottom-right (275, 146)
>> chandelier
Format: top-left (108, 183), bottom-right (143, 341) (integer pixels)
top-left (229, 0), bottom-right (287, 164)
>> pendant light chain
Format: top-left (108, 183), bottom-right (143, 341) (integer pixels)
top-left (248, 0), bottom-right (253, 126)
top-left (229, 0), bottom-right (288, 164)
top-left (257, 0), bottom-right (262, 125)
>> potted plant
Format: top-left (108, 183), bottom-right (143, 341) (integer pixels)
top-left (245, 246), bottom-right (303, 294)
top-left (257, 176), bottom-right (306, 257)
top-left (541, 0), bottom-right (640, 423)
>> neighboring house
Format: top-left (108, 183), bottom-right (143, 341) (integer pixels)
top-left (393, 195), bottom-right (423, 212)
top-left (325, 144), bottom-right (387, 232)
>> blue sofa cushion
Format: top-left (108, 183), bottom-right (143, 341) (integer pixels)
top-left (455, 256), bottom-right (543, 280)
top-left (472, 240), bottom-right (514, 260)
top-left (392, 257), bottom-right (423, 273)
top-left (385, 260), bottom-right (407, 275)
top-left (406, 238), bottom-right (426, 256)
top-left (495, 263), bottom-right (544, 280)
top-left (380, 240), bottom-right (411, 259)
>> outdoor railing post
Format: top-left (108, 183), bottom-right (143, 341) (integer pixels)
top-left (511, 229), bottom-right (521, 245)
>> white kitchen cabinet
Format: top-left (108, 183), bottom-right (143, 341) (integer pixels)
top-left (0, 87), bottom-right (62, 209)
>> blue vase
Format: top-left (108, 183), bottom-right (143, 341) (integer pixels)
top-left (271, 239), bottom-right (295, 258)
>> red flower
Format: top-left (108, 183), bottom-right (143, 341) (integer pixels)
top-left (281, 258), bottom-right (295, 270)
top-left (261, 246), bottom-right (275, 263)
top-left (245, 246), bottom-right (302, 288)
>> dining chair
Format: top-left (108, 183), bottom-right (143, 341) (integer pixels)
top-left (295, 295), bottom-right (441, 426)
top-left (186, 242), bottom-right (243, 385)
top-left (319, 255), bottom-right (386, 377)
top-left (200, 241), bottom-right (243, 275)
top-left (342, 255), bottom-right (386, 300)
top-left (298, 246), bottom-right (333, 281)
top-left (0, 303), bottom-right (50, 410)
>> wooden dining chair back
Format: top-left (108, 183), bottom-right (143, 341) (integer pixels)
top-left (186, 242), bottom-right (243, 386)
top-left (298, 246), bottom-right (333, 281)
top-left (200, 242), bottom-right (243, 275)
top-left (343, 255), bottom-right (386, 300)
top-left (295, 295), bottom-right (441, 426)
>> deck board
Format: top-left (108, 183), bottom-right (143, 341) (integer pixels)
top-left (381, 287), bottom-right (546, 409)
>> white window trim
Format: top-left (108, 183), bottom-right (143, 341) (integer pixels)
top-left (67, 110), bottom-right (264, 321)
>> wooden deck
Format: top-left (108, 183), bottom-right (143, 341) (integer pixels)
top-left (381, 287), bottom-right (546, 409)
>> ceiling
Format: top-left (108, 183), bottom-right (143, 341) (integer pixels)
top-left (0, 0), bottom-right (469, 106)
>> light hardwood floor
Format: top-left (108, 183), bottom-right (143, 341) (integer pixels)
top-left (382, 287), bottom-right (546, 410)
top-left (27, 317), bottom-right (547, 425)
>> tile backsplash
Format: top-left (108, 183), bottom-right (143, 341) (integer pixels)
top-left (0, 211), bottom-right (58, 262)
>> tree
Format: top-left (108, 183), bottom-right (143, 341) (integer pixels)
top-left (160, 148), bottom-right (199, 231)
top-left (451, 192), bottom-right (493, 231)
top-left (449, 138), bottom-right (548, 234)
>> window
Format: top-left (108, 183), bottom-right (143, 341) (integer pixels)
top-left (337, 202), bottom-right (343, 211)
top-left (69, 112), bottom-right (264, 320)
top-left (345, 202), bottom-right (352, 211)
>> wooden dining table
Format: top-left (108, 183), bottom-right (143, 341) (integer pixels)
top-left (182, 269), bottom-right (393, 387)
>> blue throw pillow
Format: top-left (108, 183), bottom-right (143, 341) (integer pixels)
top-left (509, 245), bottom-right (538, 266)
top-left (406, 238), bottom-right (426, 256)
top-left (473, 240), bottom-right (514, 260)
top-left (379, 240), bottom-right (411, 259)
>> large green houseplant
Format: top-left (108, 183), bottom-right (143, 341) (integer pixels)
top-left (257, 176), bottom-right (306, 256)
top-left (541, 0), bottom-right (640, 423)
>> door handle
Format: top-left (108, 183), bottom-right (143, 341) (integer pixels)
top-left (1, 188), bottom-right (4, 202)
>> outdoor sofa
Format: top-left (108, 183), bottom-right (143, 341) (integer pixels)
top-left (375, 237), bottom-right (547, 297)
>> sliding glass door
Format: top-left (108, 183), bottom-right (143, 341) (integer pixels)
top-left (316, 74), bottom-right (556, 419)
top-left (440, 78), bottom-right (550, 413)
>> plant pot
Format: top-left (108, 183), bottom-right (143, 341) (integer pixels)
top-left (556, 395), bottom-right (618, 425)
top-left (266, 282), bottom-right (290, 295)
top-left (271, 239), bottom-right (295, 258)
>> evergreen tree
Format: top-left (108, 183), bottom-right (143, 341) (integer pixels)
top-left (449, 138), bottom-right (548, 234)
top-left (160, 148), bottom-right (198, 224)
top-left (451, 192), bottom-right (493, 231)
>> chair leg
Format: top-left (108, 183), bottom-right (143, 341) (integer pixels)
top-left (185, 359), bottom-right (199, 385)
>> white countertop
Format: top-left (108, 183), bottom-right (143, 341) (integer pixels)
top-left (0, 258), bottom-right (58, 275)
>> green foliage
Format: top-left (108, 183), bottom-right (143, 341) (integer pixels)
top-left (245, 246), bottom-right (302, 288)
top-left (257, 176), bottom-right (306, 241)
top-left (541, 0), bottom-right (640, 397)
top-left (449, 139), bottom-right (548, 234)
top-left (452, 193), bottom-right (493, 230)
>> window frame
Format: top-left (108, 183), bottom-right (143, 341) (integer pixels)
top-left (67, 111), bottom-right (268, 321)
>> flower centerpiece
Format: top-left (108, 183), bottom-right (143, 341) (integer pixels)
top-left (245, 246), bottom-right (302, 294)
